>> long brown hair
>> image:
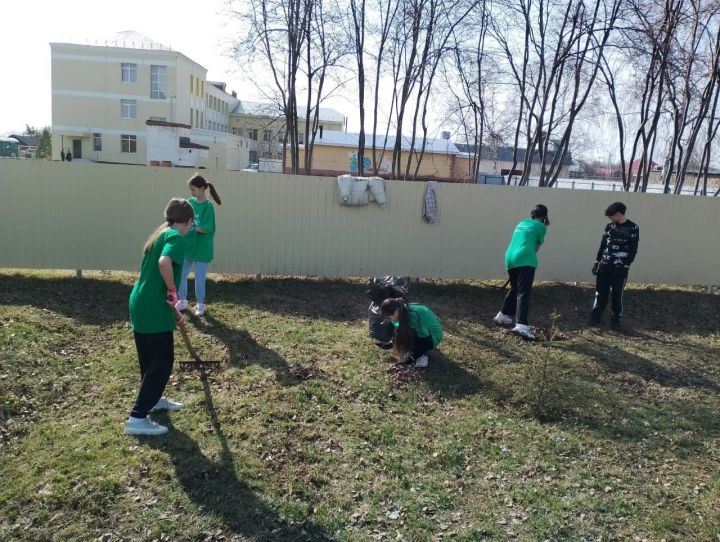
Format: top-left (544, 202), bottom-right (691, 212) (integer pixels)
top-left (189, 173), bottom-right (222, 205)
top-left (381, 298), bottom-right (415, 354)
top-left (143, 198), bottom-right (194, 253)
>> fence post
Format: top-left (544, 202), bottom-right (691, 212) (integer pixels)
top-left (707, 285), bottom-right (716, 295)
top-left (255, 274), bottom-right (262, 281)
top-left (591, 181), bottom-right (595, 190)
top-left (76, 269), bottom-right (82, 279)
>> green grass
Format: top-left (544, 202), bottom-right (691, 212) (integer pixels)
top-left (1, 270), bottom-right (719, 541)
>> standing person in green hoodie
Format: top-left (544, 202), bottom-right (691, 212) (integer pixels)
top-left (176, 174), bottom-right (222, 317)
top-left (125, 198), bottom-right (194, 436)
top-left (381, 298), bottom-right (443, 368)
top-left (493, 204), bottom-right (550, 340)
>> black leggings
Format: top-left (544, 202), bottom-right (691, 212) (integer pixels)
top-left (411, 336), bottom-right (436, 360)
top-left (501, 266), bottom-right (536, 325)
top-left (130, 331), bottom-right (174, 419)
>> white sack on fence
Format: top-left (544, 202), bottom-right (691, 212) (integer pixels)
top-left (337, 175), bottom-right (353, 204)
top-left (367, 177), bottom-right (387, 207)
top-left (349, 177), bottom-right (369, 206)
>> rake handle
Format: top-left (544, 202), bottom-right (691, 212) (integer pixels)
top-left (175, 313), bottom-right (203, 363)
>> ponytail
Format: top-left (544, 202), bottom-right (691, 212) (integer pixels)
top-left (207, 182), bottom-right (222, 205)
top-left (143, 198), bottom-right (194, 253)
top-left (381, 298), bottom-right (415, 354)
top-left (189, 173), bottom-right (222, 205)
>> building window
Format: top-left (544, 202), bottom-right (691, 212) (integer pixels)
top-left (263, 129), bottom-right (272, 142)
top-left (190, 75), bottom-right (194, 93)
top-left (201, 80), bottom-right (204, 97)
top-left (247, 128), bottom-right (258, 141)
top-left (190, 108), bottom-right (194, 126)
top-left (121, 63), bottom-right (137, 83)
top-left (150, 65), bottom-right (167, 99)
top-left (121, 135), bottom-right (137, 154)
top-left (93, 133), bottom-right (102, 152)
top-left (196, 78), bottom-right (199, 95)
top-left (196, 110), bottom-right (200, 127)
top-left (232, 127), bottom-right (240, 136)
top-left (121, 99), bottom-right (137, 119)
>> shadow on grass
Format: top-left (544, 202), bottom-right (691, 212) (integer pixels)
top-left (209, 277), bottom-right (366, 323)
top-left (421, 351), bottom-right (507, 400)
top-left (0, 273), bottom-right (132, 325)
top-left (559, 338), bottom-right (720, 392)
top-left (145, 378), bottom-right (332, 541)
top-left (193, 313), bottom-right (300, 386)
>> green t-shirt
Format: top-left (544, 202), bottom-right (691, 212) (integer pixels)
top-left (129, 228), bottom-right (185, 334)
top-left (185, 197), bottom-right (216, 263)
top-left (505, 218), bottom-right (547, 270)
top-left (407, 304), bottom-right (443, 346)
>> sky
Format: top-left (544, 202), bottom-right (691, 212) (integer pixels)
top-left (0, 0), bottom-right (358, 136)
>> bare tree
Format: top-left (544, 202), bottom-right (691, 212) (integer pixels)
top-left (491, 0), bottom-right (623, 187)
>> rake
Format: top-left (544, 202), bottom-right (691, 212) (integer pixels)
top-left (176, 315), bottom-right (222, 373)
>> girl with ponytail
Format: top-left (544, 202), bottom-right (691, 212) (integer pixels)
top-left (176, 173), bottom-right (222, 317)
top-left (380, 298), bottom-right (443, 368)
top-left (126, 198), bottom-right (194, 436)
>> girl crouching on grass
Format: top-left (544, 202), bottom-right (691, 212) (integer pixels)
top-left (125, 198), bottom-right (194, 436)
top-left (381, 298), bottom-right (443, 368)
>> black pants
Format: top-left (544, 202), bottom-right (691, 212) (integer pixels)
top-left (501, 266), bottom-right (535, 325)
top-left (592, 265), bottom-right (628, 318)
top-left (130, 331), bottom-right (174, 418)
top-left (411, 336), bottom-right (436, 360)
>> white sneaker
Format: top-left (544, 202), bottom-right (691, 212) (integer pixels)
top-left (150, 397), bottom-right (184, 413)
top-left (194, 304), bottom-right (206, 317)
top-left (414, 355), bottom-right (429, 368)
top-left (493, 311), bottom-right (513, 326)
top-left (175, 299), bottom-right (189, 312)
top-left (512, 324), bottom-right (536, 341)
top-left (124, 416), bottom-right (169, 436)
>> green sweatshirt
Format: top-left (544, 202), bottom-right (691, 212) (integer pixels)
top-left (185, 196), bottom-right (216, 262)
top-left (504, 218), bottom-right (546, 269)
top-left (129, 228), bottom-right (185, 333)
top-left (407, 304), bottom-right (443, 346)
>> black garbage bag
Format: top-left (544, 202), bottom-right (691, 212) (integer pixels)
top-left (367, 276), bottom-right (411, 346)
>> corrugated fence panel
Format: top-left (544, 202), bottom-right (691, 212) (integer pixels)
top-left (2, 160), bottom-right (720, 284)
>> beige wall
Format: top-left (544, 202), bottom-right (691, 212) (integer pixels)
top-left (51, 43), bottom-right (209, 163)
top-left (230, 115), bottom-right (345, 159)
top-left (2, 160), bottom-right (719, 285)
top-left (293, 145), bottom-right (457, 180)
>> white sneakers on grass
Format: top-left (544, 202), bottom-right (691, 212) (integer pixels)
top-left (414, 355), bottom-right (429, 368)
top-left (493, 312), bottom-right (513, 326)
top-left (176, 300), bottom-right (206, 317)
top-left (124, 397), bottom-right (183, 436)
top-left (512, 324), bottom-right (536, 341)
top-left (124, 417), bottom-right (168, 436)
top-left (150, 397), bottom-right (184, 413)
top-left (494, 312), bottom-right (536, 340)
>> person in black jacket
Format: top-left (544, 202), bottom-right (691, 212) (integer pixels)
top-left (590, 202), bottom-right (639, 326)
